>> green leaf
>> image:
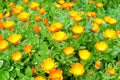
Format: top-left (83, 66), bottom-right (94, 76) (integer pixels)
top-left (25, 66), bottom-right (32, 77)
top-left (0, 60), bottom-right (3, 68)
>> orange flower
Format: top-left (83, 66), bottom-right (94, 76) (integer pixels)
top-left (52, 31), bottom-right (68, 42)
top-left (24, 44), bottom-right (32, 54)
top-left (17, 12), bottom-right (30, 21)
top-left (74, 15), bottom-right (82, 22)
top-left (43, 19), bottom-right (49, 25)
top-left (71, 25), bottom-right (84, 34)
top-left (70, 62), bottom-right (85, 76)
top-left (8, 34), bottom-right (22, 44)
top-left (94, 18), bottom-right (104, 25)
top-left (39, 8), bottom-right (45, 15)
top-left (95, 41), bottom-right (108, 52)
top-left (0, 40), bottom-right (9, 51)
top-left (49, 69), bottom-right (63, 80)
top-left (29, 2), bottom-right (39, 10)
top-left (69, 10), bottom-right (78, 18)
top-left (108, 68), bottom-right (115, 75)
top-left (103, 29), bottom-right (116, 40)
top-left (58, 0), bottom-right (65, 5)
top-left (42, 58), bottom-right (57, 73)
top-left (116, 30), bottom-right (120, 38)
top-left (0, 34), bottom-right (3, 41)
top-left (32, 66), bottom-right (38, 74)
top-left (12, 51), bottom-right (22, 62)
top-left (91, 23), bottom-right (99, 32)
top-left (0, 22), bottom-right (4, 29)
top-left (13, 6), bottom-right (23, 14)
top-left (64, 46), bottom-right (74, 56)
top-left (24, 0), bottom-right (28, 4)
top-left (34, 76), bottom-right (46, 80)
top-left (96, 2), bottom-right (103, 8)
top-left (8, 2), bottom-right (15, 8)
top-left (3, 21), bottom-right (14, 29)
top-left (95, 61), bottom-right (102, 69)
top-left (78, 50), bottom-right (91, 61)
top-left (33, 25), bottom-right (40, 34)
top-left (67, 2), bottom-right (74, 9)
top-left (0, 13), bottom-right (3, 20)
top-left (35, 16), bottom-right (41, 22)
top-left (73, 34), bottom-right (79, 39)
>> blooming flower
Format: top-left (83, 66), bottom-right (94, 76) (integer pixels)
top-left (8, 34), bottom-right (22, 44)
top-left (24, 44), bottom-right (32, 54)
top-left (103, 29), bottom-right (116, 40)
top-left (71, 25), bottom-right (84, 34)
top-left (95, 61), bottom-right (102, 69)
top-left (42, 58), bottom-right (57, 73)
top-left (33, 25), bottom-right (40, 34)
top-left (12, 51), bottom-right (22, 62)
top-left (52, 31), bottom-right (68, 42)
top-left (3, 21), bottom-right (14, 29)
top-left (34, 76), bottom-right (46, 80)
top-left (70, 62), bottom-right (85, 76)
top-left (108, 68), bottom-right (115, 75)
top-left (64, 46), bottom-right (74, 56)
top-left (94, 18), bottom-right (104, 25)
top-left (17, 12), bottom-right (30, 21)
top-left (39, 8), bottom-right (46, 15)
top-left (49, 68), bottom-right (63, 80)
top-left (13, 6), bottom-right (23, 14)
top-left (78, 49), bottom-right (91, 61)
top-left (29, 2), bottom-right (39, 10)
top-left (0, 40), bottom-right (8, 51)
top-left (96, 2), bottom-right (103, 8)
top-left (95, 41), bottom-right (108, 52)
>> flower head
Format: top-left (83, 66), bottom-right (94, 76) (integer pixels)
top-left (24, 44), bottom-right (32, 54)
top-left (18, 12), bottom-right (30, 21)
top-left (0, 40), bottom-right (8, 51)
top-left (29, 2), bottom-right (39, 10)
top-left (95, 61), bottom-right (102, 69)
top-left (108, 68), bottom-right (115, 75)
top-left (64, 46), bottom-right (74, 56)
top-left (72, 25), bottom-right (84, 34)
top-left (12, 51), bottom-right (22, 62)
top-left (34, 76), bottom-right (46, 80)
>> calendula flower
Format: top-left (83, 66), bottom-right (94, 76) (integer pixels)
top-left (12, 51), bottom-right (22, 62)
top-left (89, 0), bottom-right (94, 4)
top-left (91, 23), bottom-right (99, 32)
top-left (103, 29), bottom-right (116, 40)
top-left (3, 21), bottom-right (14, 29)
top-left (74, 15), bottom-right (82, 22)
top-left (34, 16), bottom-right (41, 22)
top-left (29, 2), bottom-right (39, 10)
top-left (48, 22), bottom-right (63, 33)
top-left (0, 22), bottom-right (4, 29)
top-left (0, 34), bottom-right (3, 41)
top-left (78, 49), bottom-right (91, 61)
top-left (94, 18), bottom-right (104, 25)
top-left (88, 71), bottom-right (93, 76)
top-left (96, 2), bottom-right (103, 8)
top-left (13, 6), bottom-right (23, 14)
top-left (108, 18), bottom-right (117, 25)
top-left (0, 40), bottom-right (8, 51)
top-left (0, 13), bottom-right (3, 20)
top-left (8, 34), bottom-right (22, 44)
top-left (52, 31), bottom-right (68, 42)
top-left (39, 8), bottom-right (45, 15)
top-left (24, 44), bottom-right (32, 54)
top-left (95, 61), bottom-right (102, 69)
top-left (49, 69), bottom-right (63, 80)
top-left (43, 19), bottom-right (49, 25)
top-left (104, 16), bottom-right (111, 23)
top-left (71, 25), bottom-right (84, 34)
top-left (58, 0), bottom-right (65, 5)
top-left (108, 68), bottom-right (115, 75)
top-left (54, 3), bottom-right (61, 8)
top-left (8, 2), bottom-right (15, 8)
top-left (73, 34), bottom-right (79, 39)
top-left (24, 0), bottom-right (28, 4)
top-left (34, 76), bottom-right (46, 80)
top-left (42, 58), bottom-right (57, 73)
top-left (116, 30), bottom-right (120, 38)
top-left (33, 25), bottom-right (40, 34)
top-left (17, 12), bottom-right (30, 21)
top-left (64, 46), bottom-right (74, 56)
top-left (86, 12), bottom-right (96, 17)
top-left (95, 41), bottom-right (108, 52)
top-left (70, 62), bottom-right (85, 76)
top-left (69, 10), bottom-right (78, 18)
top-left (67, 2), bottom-right (74, 8)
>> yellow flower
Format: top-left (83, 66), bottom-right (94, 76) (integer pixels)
top-left (71, 25), bottom-right (84, 34)
top-left (13, 6), bottom-right (23, 14)
top-left (34, 76), bottom-right (46, 80)
top-left (24, 44), bottom-right (32, 55)
top-left (78, 50), bottom-right (91, 61)
top-left (94, 18), bottom-right (104, 25)
top-left (74, 15), bottom-right (82, 22)
top-left (39, 8), bottom-right (46, 15)
top-left (95, 61), bottom-right (102, 69)
top-left (8, 34), bottom-right (22, 44)
top-left (54, 3), bottom-right (61, 8)
top-left (5, 12), bottom-right (10, 18)
top-left (64, 46), bottom-right (74, 56)
top-left (42, 58), bottom-right (57, 73)
top-left (103, 29), bottom-right (116, 40)
top-left (95, 41), bottom-right (108, 52)
top-left (58, 0), bottom-right (65, 5)
top-left (3, 21), bottom-right (14, 29)
top-left (24, 0), bottom-right (28, 4)
top-left (49, 69), bottom-right (63, 80)
top-left (69, 10), bottom-right (78, 18)
top-left (52, 31), bottom-right (68, 42)
top-left (96, 2), bottom-right (103, 8)
top-left (29, 2), bottom-right (39, 10)
top-left (12, 51), bottom-right (22, 62)
top-left (108, 18), bottom-right (117, 25)
top-left (108, 68), bottom-right (115, 75)
top-left (0, 13), bottom-right (3, 20)
top-left (17, 12), bottom-right (30, 21)
top-left (70, 62), bottom-right (85, 76)
top-left (91, 23), bottom-right (99, 32)
top-left (0, 40), bottom-right (9, 51)
top-left (104, 16), bottom-right (111, 23)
